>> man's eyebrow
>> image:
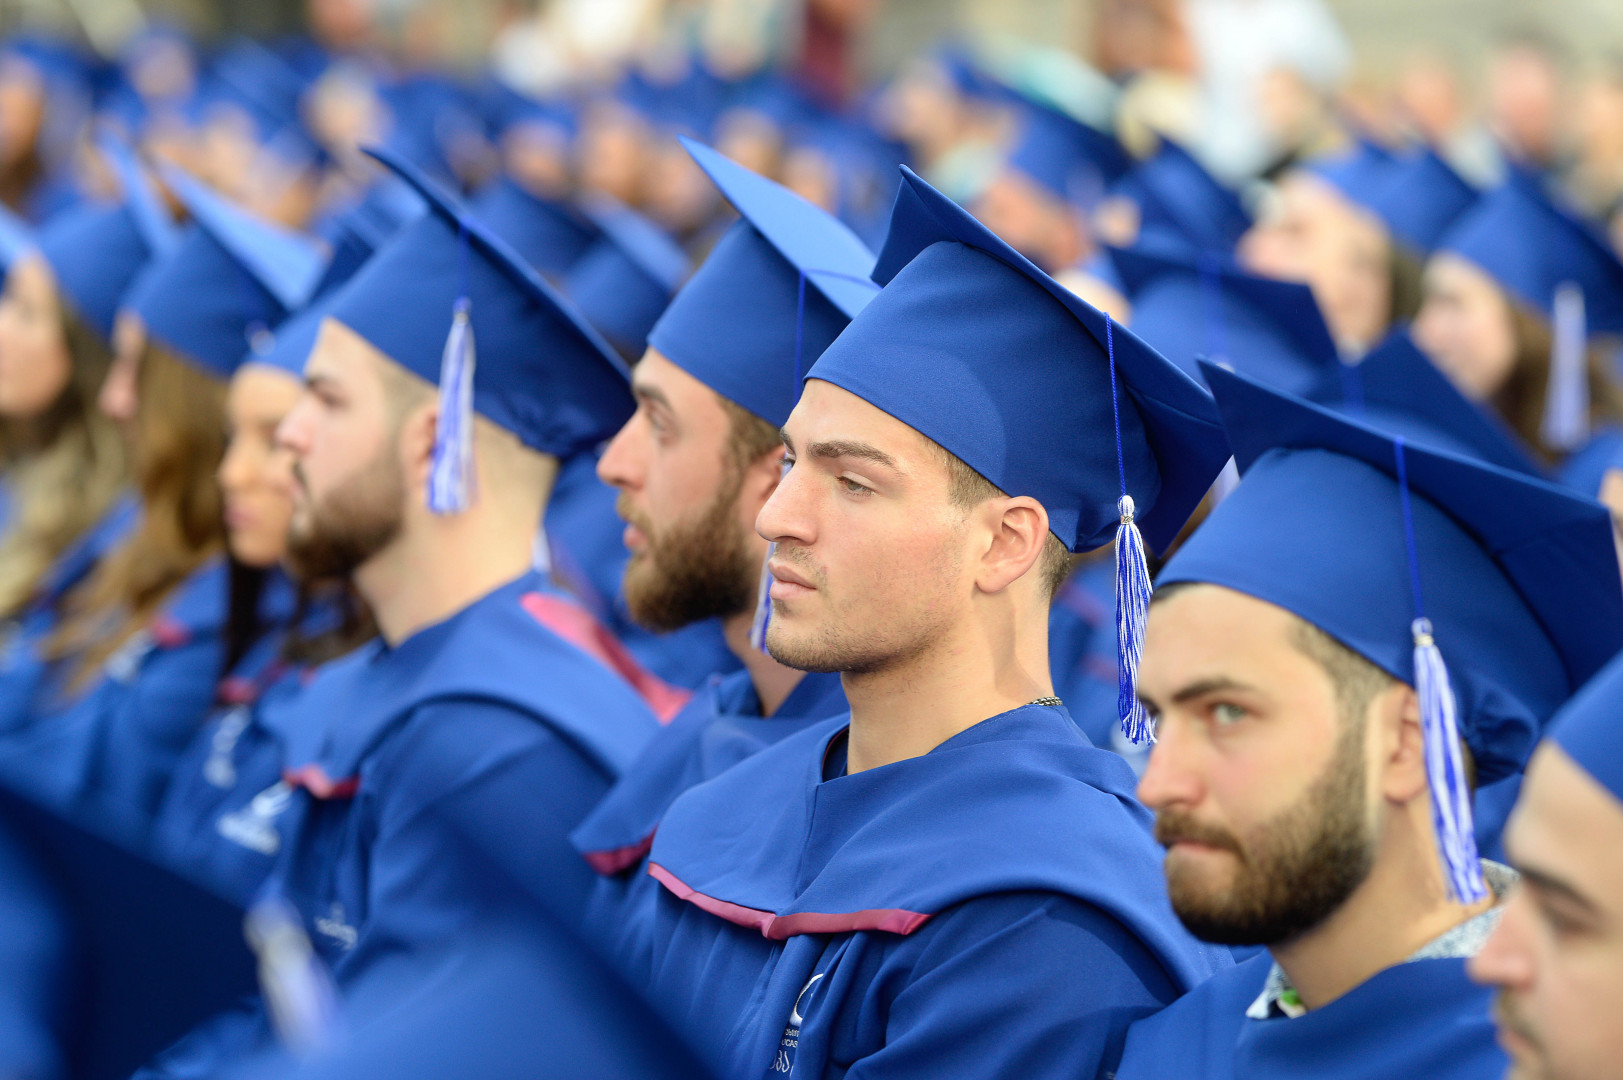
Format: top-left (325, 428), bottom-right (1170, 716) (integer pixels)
top-left (807, 439), bottom-right (899, 470)
top-left (304, 371), bottom-right (339, 392)
top-left (630, 381), bottom-right (672, 410)
top-left (1169, 676), bottom-right (1258, 704)
top-left (1517, 862), bottom-right (1602, 917)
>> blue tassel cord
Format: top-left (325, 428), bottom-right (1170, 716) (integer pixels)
top-left (427, 297), bottom-right (477, 514)
top-left (1541, 281), bottom-right (1590, 452)
top-left (1106, 315), bottom-right (1156, 744)
top-left (1394, 437), bottom-right (1487, 904)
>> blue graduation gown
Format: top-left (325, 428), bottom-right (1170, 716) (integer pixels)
top-left (1112, 952), bottom-right (1507, 1080)
top-left (543, 450), bottom-right (741, 691)
top-left (1048, 558), bottom-right (1133, 753)
top-left (0, 556), bottom-right (235, 825)
top-left (0, 493), bottom-right (138, 733)
top-left (148, 595), bottom-right (351, 906)
top-left (572, 668), bottom-right (848, 875)
top-left (1557, 424), bottom-right (1623, 500)
top-left (621, 703), bottom-right (1231, 1080)
top-left (140, 571), bottom-right (661, 1078)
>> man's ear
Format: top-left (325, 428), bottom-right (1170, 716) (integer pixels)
top-left (1378, 682), bottom-right (1429, 806)
top-left (975, 496), bottom-right (1048, 596)
top-left (398, 398), bottom-right (440, 492)
top-left (739, 445), bottom-right (787, 516)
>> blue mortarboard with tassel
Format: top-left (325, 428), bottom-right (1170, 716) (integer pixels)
top-left (326, 146), bottom-right (633, 513)
top-left (649, 136), bottom-right (880, 430)
top-left (1109, 239), bottom-right (1339, 398)
top-left (1548, 648), bottom-right (1623, 810)
top-left (812, 166), bottom-right (1229, 742)
top-left (468, 175), bottom-right (602, 281)
top-left (1162, 363), bottom-right (1623, 901)
top-left (1364, 147), bottom-right (1477, 255)
top-left (1004, 99), bottom-right (1131, 206)
top-left (122, 166), bottom-right (325, 380)
top-left (562, 195), bottom-right (688, 360)
top-left (1308, 329), bottom-right (1543, 476)
top-left (1112, 138), bottom-right (1251, 254)
top-left (30, 140), bottom-right (178, 341)
top-left (1437, 172), bottom-right (1623, 453)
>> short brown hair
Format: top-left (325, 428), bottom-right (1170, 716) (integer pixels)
top-left (717, 395), bottom-right (783, 474)
top-left (933, 444), bottom-right (1074, 600)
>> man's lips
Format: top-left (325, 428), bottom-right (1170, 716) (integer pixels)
top-left (768, 558), bottom-right (816, 598)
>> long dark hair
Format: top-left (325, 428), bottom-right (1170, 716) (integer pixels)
top-left (223, 559), bottom-right (375, 678)
top-left (1493, 303), bottom-right (1623, 465)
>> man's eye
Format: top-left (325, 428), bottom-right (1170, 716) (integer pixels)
top-left (838, 477), bottom-right (870, 495)
top-left (1212, 703), bottom-right (1246, 725)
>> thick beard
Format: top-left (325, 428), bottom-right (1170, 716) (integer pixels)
top-left (619, 472), bottom-right (758, 633)
top-left (1156, 716), bottom-right (1377, 946)
top-left (285, 449), bottom-right (407, 584)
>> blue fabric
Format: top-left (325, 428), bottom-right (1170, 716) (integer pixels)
top-left (1006, 99), bottom-right (1130, 204)
top-left (1364, 148), bottom-right (1478, 255)
top-left (1550, 647), bottom-right (1623, 805)
top-left (1112, 139), bottom-right (1250, 254)
top-left (817, 168), bottom-right (1228, 553)
top-left (0, 813), bottom-right (71, 1080)
top-left (624, 704), bottom-right (1231, 1078)
top-left (124, 170), bottom-right (324, 379)
top-left (0, 558), bottom-right (235, 827)
top-left (32, 201), bottom-right (155, 341)
top-left (1303, 139), bottom-right (1398, 209)
top-left (648, 137), bottom-right (879, 429)
top-left (563, 197), bottom-right (687, 358)
top-left (1438, 172), bottom-right (1623, 334)
top-left (572, 667), bottom-right (848, 872)
top-left (1310, 330), bottom-right (1544, 476)
top-left (467, 175), bottom-right (600, 280)
top-left (1049, 557), bottom-right (1132, 753)
top-left (542, 449), bottom-right (739, 690)
top-left (1113, 952), bottom-right (1505, 1080)
top-left (1110, 241), bottom-right (1338, 398)
top-left (148, 595), bottom-right (350, 906)
top-left (328, 148), bottom-right (633, 459)
top-left (1161, 365), bottom-right (1623, 783)
top-left (139, 572), bottom-right (660, 1076)
top-left (1555, 424), bottom-right (1623, 498)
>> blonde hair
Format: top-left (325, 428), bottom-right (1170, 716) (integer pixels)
top-left (47, 341), bottom-right (226, 689)
top-left (0, 300), bottom-right (127, 619)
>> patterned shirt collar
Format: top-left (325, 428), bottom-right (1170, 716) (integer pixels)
top-left (1245, 860), bottom-right (1518, 1020)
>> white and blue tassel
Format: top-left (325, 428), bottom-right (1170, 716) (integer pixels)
top-left (1105, 315), bottom-right (1156, 745)
top-left (1394, 436), bottom-right (1486, 904)
top-left (245, 894), bottom-right (342, 1058)
top-left (426, 297), bottom-right (476, 514)
top-left (748, 543), bottom-right (777, 653)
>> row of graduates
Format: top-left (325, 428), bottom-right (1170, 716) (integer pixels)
top-left (0, 51), bottom-right (1618, 1080)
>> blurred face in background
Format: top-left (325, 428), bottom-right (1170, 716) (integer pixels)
top-left (1413, 252), bottom-right (1519, 401)
top-left (220, 363), bottom-right (301, 569)
top-left (0, 57), bottom-right (44, 169)
top-left (0, 254), bottom-right (72, 419)
top-left (578, 103), bottom-right (647, 206)
top-left (1239, 172), bottom-right (1392, 351)
top-left (974, 169), bottom-right (1088, 273)
top-left (1490, 44), bottom-right (1564, 166)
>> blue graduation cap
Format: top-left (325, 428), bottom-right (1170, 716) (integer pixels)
top-left (29, 143), bottom-right (178, 342)
top-left (327, 146), bottom-right (633, 511)
top-left (1108, 240), bottom-right (1338, 397)
top-left (1302, 137), bottom-right (1398, 208)
top-left (1437, 173), bottom-right (1623, 450)
top-left (1111, 138), bottom-right (1251, 254)
top-left (816, 167), bottom-right (1229, 742)
top-left (311, 175), bottom-right (428, 300)
top-left (203, 38), bottom-right (325, 173)
top-left (1548, 649), bottom-right (1623, 809)
top-left (647, 136), bottom-right (879, 430)
top-left (122, 167), bottom-right (325, 379)
top-left (1004, 98), bottom-right (1130, 205)
top-left (468, 175), bottom-right (601, 280)
top-left (1309, 330), bottom-right (1543, 476)
top-left (1161, 363), bottom-right (1623, 901)
top-left (1364, 147), bottom-right (1477, 254)
top-left (562, 196), bottom-right (688, 360)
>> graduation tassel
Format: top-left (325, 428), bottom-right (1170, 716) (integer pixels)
top-left (748, 543), bottom-right (776, 652)
top-left (1541, 281), bottom-right (1589, 452)
top-left (427, 222), bottom-right (477, 515)
top-left (1394, 437), bottom-right (1487, 904)
top-left (1106, 315), bottom-right (1155, 744)
top-left (245, 894), bottom-right (342, 1058)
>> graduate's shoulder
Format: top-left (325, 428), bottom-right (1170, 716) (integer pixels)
top-left (1112, 953), bottom-right (1272, 1080)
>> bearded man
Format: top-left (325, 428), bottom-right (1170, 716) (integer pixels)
top-left (135, 147), bottom-right (662, 1076)
top-left (568, 139), bottom-right (871, 902)
top-left (1115, 366), bottom-right (1623, 1080)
